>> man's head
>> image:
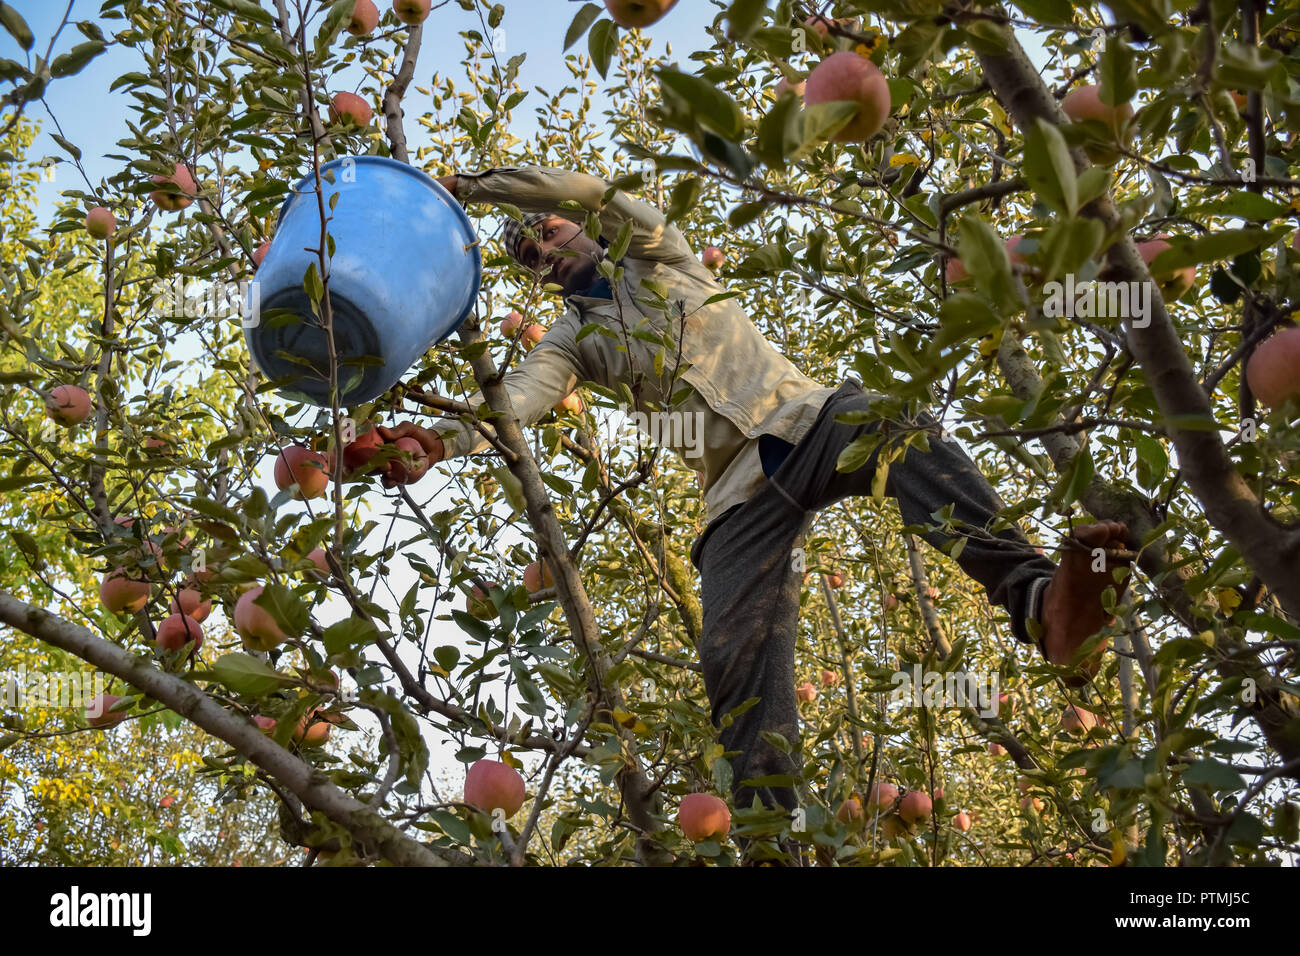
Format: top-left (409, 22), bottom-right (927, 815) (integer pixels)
top-left (504, 214), bottom-right (606, 296)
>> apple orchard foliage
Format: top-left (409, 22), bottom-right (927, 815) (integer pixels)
top-left (0, 0), bottom-right (1298, 867)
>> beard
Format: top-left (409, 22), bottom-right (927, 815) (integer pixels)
top-left (557, 250), bottom-right (602, 296)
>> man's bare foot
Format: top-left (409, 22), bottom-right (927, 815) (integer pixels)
top-left (1040, 521), bottom-right (1133, 681)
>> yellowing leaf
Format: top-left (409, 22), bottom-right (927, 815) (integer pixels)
top-left (889, 153), bottom-right (923, 167)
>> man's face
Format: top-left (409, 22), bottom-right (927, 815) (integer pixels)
top-left (516, 216), bottom-right (604, 296)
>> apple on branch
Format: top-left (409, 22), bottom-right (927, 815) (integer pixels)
top-left (804, 50), bottom-right (892, 143)
top-left (464, 759), bottom-right (527, 818)
top-left (677, 792), bottom-right (730, 842)
top-left (1246, 326), bottom-right (1300, 408)
top-left (604, 0), bottom-right (678, 30)
top-left (347, 0), bottom-right (379, 36)
top-left (392, 0), bottom-right (430, 26)
top-left (45, 384), bottom-right (92, 426)
top-left (234, 585), bottom-right (289, 651)
top-left (329, 91), bottom-right (373, 127)
top-left (150, 162), bottom-right (197, 211)
top-left (84, 206), bottom-right (116, 240)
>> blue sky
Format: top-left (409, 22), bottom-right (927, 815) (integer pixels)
top-left (4, 0), bottom-right (722, 215)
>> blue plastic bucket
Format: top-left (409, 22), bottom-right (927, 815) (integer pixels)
top-left (247, 155), bottom-right (481, 406)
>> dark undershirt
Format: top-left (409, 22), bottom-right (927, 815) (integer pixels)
top-left (570, 273), bottom-right (795, 477)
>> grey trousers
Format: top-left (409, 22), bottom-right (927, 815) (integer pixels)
top-left (689, 379), bottom-right (1055, 841)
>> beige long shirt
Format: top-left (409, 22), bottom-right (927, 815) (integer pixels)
top-left (432, 166), bottom-right (837, 524)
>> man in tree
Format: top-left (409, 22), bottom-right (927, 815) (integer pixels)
top-left (383, 166), bottom-right (1131, 856)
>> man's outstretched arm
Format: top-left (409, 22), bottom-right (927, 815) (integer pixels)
top-left (438, 166), bottom-right (695, 265)
top-left (383, 314), bottom-right (585, 465)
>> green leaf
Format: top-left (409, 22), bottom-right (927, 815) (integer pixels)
top-left (1097, 35), bottom-right (1136, 107)
top-left (1199, 192), bottom-right (1289, 222)
top-left (1182, 758), bottom-right (1245, 792)
top-left (303, 262), bottom-right (324, 304)
top-left (658, 68), bottom-right (744, 140)
top-left (1147, 228), bottom-right (1274, 272)
top-left (563, 3), bottom-right (603, 50)
top-left (1024, 118), bottom-right (1078, 215)
top-left (49, 41), bottom-right (106, 78)
top-left (254, 583), bottom-right (309, 640)
top-left (211, 653), bottom-right (290, 697)
top-left (50, 133), bottom-right (81, 161)
top-left (322, 617), bottom-right (378, 655)
top-left (433, 645), bottom-right (460, 672)
top-left (587, 18), bottom-right (617, 79)
top-left (724, 0), bottom-right (768, 41)
top-left (0, 2), bottom-right (33, 51)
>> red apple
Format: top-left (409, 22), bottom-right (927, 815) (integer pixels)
top-left (678, 792), bottom-right (730, 842)
top-left (253, 714), bottom-right (277, 734)
top-left (159, 794), bottom-right (175, 808)
top-left (251, 240), bottom-right (271, 269)
top-left (1062, 704), bottom-right (1099, 735)
top-left (1137, 237), bottom-right (1197, 301)
top-left (820, 668), bottom-right (839, 686)
top-left (342, 422), bottom-right (384, 474)
top-left (825, 570), bottom-right (845, 589)
top-left (1021, 795), bottom-right (1045, 814)
top-left (1017, 776), bottom-right (1033, 795)
top-left (84, 206), bottom-right (116, 240)
top-left (169, 587), bottom-right (211, 622)
top-left (100, 569), bottom-right (150, 614)
top-left (392, 0), bottom-right (430, 26)
top-left (796, 681), bottom-right (818, 703)
top-left (944, 255), bottom-right (970, 285)
top-left (899, 790), bottom-right (932, 826)
top-left (988, 742), bottom-right (1005, 756)
top-left (604, 0), bottom-right (678, 29)
top-left (234, 585), bottom-right (289, 651)
top-left (1005, 233), bottom-right (1029, 265)
top-left (45, 384), bottom-right (92, 426)
top-left (865, 781), bottom-right (899, 812)
top-left (329, 91), bottom-right (372, 127)
top-left (553, 392), bottom-right (583, 415)
top-left (953, 811), bottom-right (972, 831)
top-left (1246, 327), bottom-right (1300, 408)
top-left (500, 312), bottom-right (545, 350)
top-left (86, 692), bottom-right (129, 728)
top-left (155, 612), bottom-right (203, 657)
top-left (702, 246), bottom-right (725, 271)
top-left (307, 548), bottom-right (331, 575)
top-left (836, 796), bottom-right (863, 824)
top-left (274, 444), bottom-right (330, 499)
top-left (523, 560), bottom-right (554, 594)
top-left (464, 759), bottom-right (527, 818)
top-left (150, 162), bottom-right (197, 211)
top-left (883, 592), bottom-right (899, 612)
top-left (294, 712), bottom-right (331, 746)
top-left (347, 0), bottom-right (379, 36)
top-left (466, 582), bottom-right (500, 621)
top-left (384, 436), bottom-right (428, 484)
top-left (1061, 84), bottom-right (1134, 163)
top-left (804, 50), bottom-right (892, 143)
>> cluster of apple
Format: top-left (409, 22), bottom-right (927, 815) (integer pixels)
top-left (497, 311), bottom-right (584, 414)
top-left (271, 420), bottom-right (431, 501)
top-left (837, 782), bottom-right (935, 840)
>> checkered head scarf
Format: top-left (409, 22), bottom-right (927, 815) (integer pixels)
top-left (503, 213), bottom-right (552, 267)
